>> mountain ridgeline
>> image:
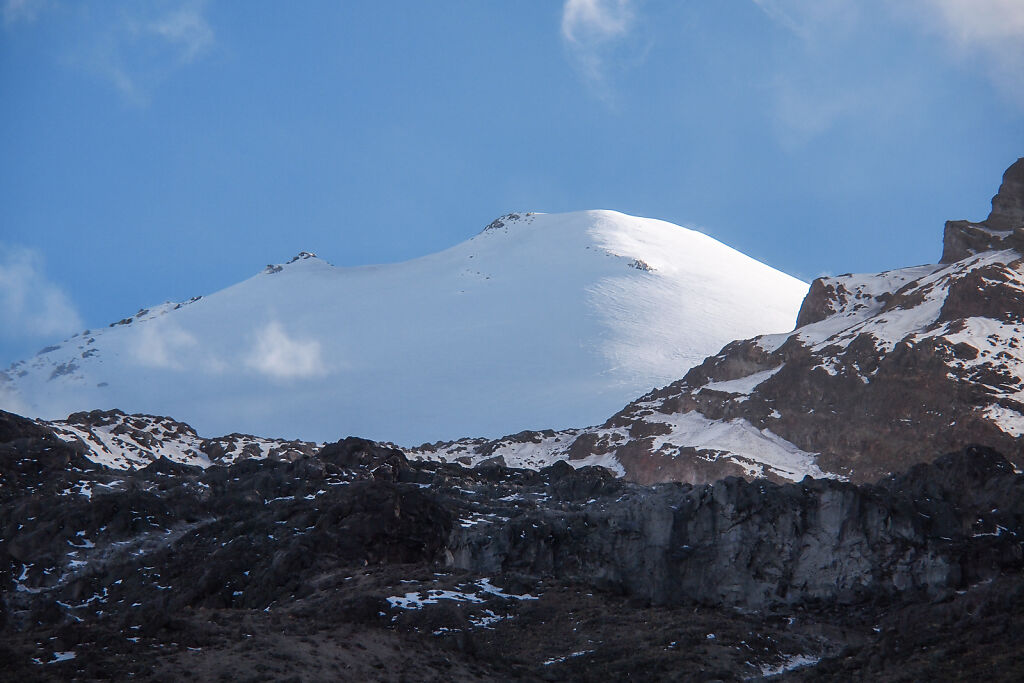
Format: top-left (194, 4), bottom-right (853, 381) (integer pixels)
top-left (2, 158), bottom-right (1024, 680)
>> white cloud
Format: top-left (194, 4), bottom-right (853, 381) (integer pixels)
top-left (562, 0), bottom-right (634, 44)
top-left (147, 3), bottom-right (214, 65)
top-left (753, 0), bottom-right (1024, 105)
top-left (561, 0), bottom-right (639, 94)
top-left (751, 0), bottom-right (861, 40)
top-left (4, 1), bottom-right (216, 95)
top-left (246, 322), bottom-right (326, 380)
top-left (917, 0), bottom-right (1024, 46)
top-left (0, 245), bottom-right (82, 340)
top-left (912, 0), bottom-right (1024, 104)
top-left (28, 0), bottom-right (217, 103)
top-left (768, 78), bottom-right (862, 146)
top-left (130, 318), bottom-right (198, 370)
top-left (3, 0), bottom-right (47, 26)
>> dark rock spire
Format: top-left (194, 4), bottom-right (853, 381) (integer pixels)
top-left (941, 157), bottom-right (1024, 262)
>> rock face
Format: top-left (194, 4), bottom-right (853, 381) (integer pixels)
top-left (942, 157), bottom-right (1024, 262)
top-left (450, 445), bottom-right (1024, 609)
top-left (2, 413), bottom-right (1023, 679)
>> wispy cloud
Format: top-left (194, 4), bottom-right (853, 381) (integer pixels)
top-left (768, 78), bottom-right (862, 147)
top-left (912, 0), bottom-right (1024, 104)
top-left (146, 2), bottom-right (214, 65)
top-left (562, 0), bottom-right (634, 44)
top-left (246, 322), bottom-right (327, 380)
top-left (0, 244), bottom-right (82, 341)
top-left (4, 0), bottom-right (216, 104)
top-left (3, 0), bottom-right (47, 26)
top-left (86, 0), bottom-right (215, 103)
top-left (130, 318), bottom-right (198, 370)
top-left (753, 0), bottom-right (1024, 106)
top-left (561, 0), bottom-right (639, 96)
top-left (750, 0), bottom-right (861, 41)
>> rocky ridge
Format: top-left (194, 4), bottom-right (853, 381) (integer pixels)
top-left (942, 158), bottom-right (1024, 262)
top-left (1, 409), bottom-right (1022, 680)
top-left (45, 409), bottom-right (318, 470)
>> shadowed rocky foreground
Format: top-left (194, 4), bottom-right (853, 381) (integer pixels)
top-left (2, 410), bottom-right (1022, 681)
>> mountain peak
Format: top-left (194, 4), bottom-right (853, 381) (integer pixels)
top-left (479, 212), bottom-right (538, 234)
top-left (263, 251), bottom-right (324, 274)
top-left (288, 251), bottom-right (319, 263)
top-left (1, 210), bottom-right (808, 444)
top-left (988, 156), bottom-right (1024, 231)
top-left (941, 157), bottom-right (1024, 262)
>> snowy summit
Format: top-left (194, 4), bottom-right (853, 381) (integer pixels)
top-left (1, 211), bottom-right (808, 444)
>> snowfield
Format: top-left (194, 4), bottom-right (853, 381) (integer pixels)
top-left (1, 211), bottom-right (807, 444)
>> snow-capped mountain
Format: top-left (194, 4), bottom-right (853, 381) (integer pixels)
top-left (409, 158), bottom-right (1024, 483)
top-left (0, 210), bottom-right (808, 445)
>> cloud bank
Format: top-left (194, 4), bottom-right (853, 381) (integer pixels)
top-left (0, 245), bottom-right (82, 341)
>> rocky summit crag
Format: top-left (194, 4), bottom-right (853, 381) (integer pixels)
top-left (1, 410), bottom-right (1023, 680)
top-left (942, 158), bottom-right (1024, 262)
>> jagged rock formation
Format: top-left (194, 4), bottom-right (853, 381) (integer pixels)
top-left (942, 157), bottom-right (1024, 262)
top-left (1, 411), bottom-right (1022, 679)
top-left (43, 409), bottom-right (319, 470)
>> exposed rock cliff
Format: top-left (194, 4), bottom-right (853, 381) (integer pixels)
top-left (942, 157), bottom-right (1024, 262)
top-left (2, 411), bottom-right (1022, 679)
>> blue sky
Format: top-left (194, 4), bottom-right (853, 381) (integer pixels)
top-left (1, 0), bottom-right (1022, 366)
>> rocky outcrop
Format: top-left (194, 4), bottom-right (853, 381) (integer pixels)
top-left (450, 445), bottom-right (1024, 609)
top-left (942, 157), bottom-right (1024, 262)
top-left (46, 409), bottom-right (319, 470)
top-left (2, 411), bottom-right (1024, 679)
top-left (2, 413), bottom-right (1023, 679)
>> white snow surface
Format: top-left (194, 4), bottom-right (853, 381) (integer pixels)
top-left (701, 366), bottom-right (783, 395)
top-left (413, 403), bottom-right (828, 482)
top-left (411, 249), bottom-right (1024, 481)
top-left (1, 211), bottom-right (807, 445)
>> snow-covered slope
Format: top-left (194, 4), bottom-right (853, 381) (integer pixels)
top-left (413, 249), bottom-right (1024, 484)
top-left (0, 211), bottom-right (808, 445)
